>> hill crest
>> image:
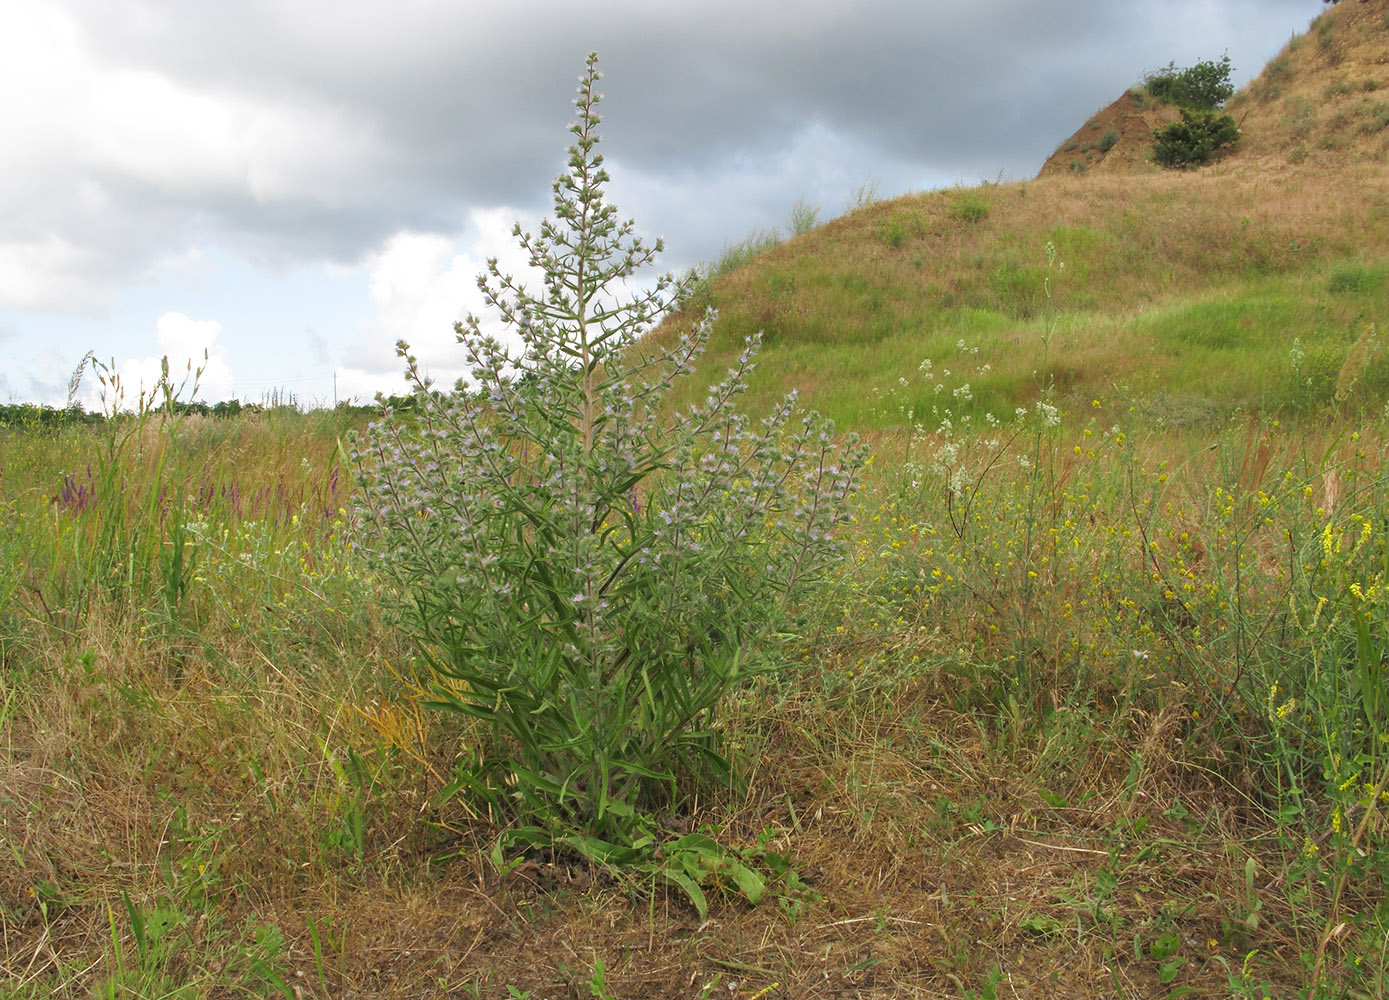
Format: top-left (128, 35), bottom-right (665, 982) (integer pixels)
top-left (1040, 0), bottom-right (1389, 177)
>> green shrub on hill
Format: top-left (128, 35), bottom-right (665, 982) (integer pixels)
top-left (951, 193), bottom-right (990, 224)
top-left (1153, 109), bottom-right (1241, 167)
top-left (1144, 54), bottom-right (1235, 110)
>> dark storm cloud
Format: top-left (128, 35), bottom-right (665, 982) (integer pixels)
top-left (10, 0), bottom-right (1323, 304)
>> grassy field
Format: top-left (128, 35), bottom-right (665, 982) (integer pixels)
top-left (4, 360), bottom-right (1389, 998)
top-left (4, 6), bottom-right (1389, 997)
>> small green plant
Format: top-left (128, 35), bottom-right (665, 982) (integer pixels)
top-left (955, 963), bottom-right (1003, 1000)
top-left (951, 193), bottom-right (989, 224)
top-left (789, 197), bottom-right (820, 236)
top-left (844, 177), bottom-right (880, 212)
top-left (587, 958), bottom-right (616, 999)
top-left (1317, 19), bottom-right (1346, 66)
top-left (61, 353), bottom-right (207, 624)
top-left (355, 53), bottom-right (862, 858)
top-left (651, 833), bottom-right (759, 919)
top-left (1367, 101), bottom-right (1389, 133)
top-left (94, 893), bottom-right (295, 999)
top-left (684, 226), bottom-right (784, 311)
top-left (1146, 929), bottom-right (1186, 984)
top-left (1098, 129), bottom-right (1119, 154)
top-left (879, 216), bottom-right (910, 248)
top-left (1153, 109), bottom-right (1241, 168)
top-left (1328, 262), bottom-right (1386, 295)
top-left (1214, 950), bottom-right (1274, 999)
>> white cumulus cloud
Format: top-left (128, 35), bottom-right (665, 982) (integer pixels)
top-left (337, 208), bottom-right (541, 401)
top-left (0, 0), bottom-right (391, 311)
top-left (108, 312), bottom-right (236, 407)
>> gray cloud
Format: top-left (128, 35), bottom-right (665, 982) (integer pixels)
top-left (6, 0), bottom-right (1323, 306)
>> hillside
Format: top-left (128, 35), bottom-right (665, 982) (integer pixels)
top-left (1036, 91), bottom-right (1180, 178)
top-left (656, 0), bottom-right (1389, 432)
top-left (1041, 0), bottom-right (1389, 177)
top-left (1235, 0), bottom-right (1389, 166)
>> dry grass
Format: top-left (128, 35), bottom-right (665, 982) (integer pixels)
top-left (1237, 0), bottom-right (1389, 167)
top-left (5, 410), bottom-right (1389, 997)
top-left (0, 624), bottom-right (1323, 997)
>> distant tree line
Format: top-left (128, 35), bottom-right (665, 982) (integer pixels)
top-left (0, 403), bottom-right (102, 429)
top-left (0, 397), bottom-right (395, 428)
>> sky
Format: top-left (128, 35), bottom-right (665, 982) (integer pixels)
top-left (1, 0), bottom-right (1324, 409)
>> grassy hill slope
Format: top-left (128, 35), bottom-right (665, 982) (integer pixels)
top-left (655, 1), bottom-right (1388, 434)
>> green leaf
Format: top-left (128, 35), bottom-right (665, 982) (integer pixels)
top-left (666, 870), bottom-right (709, 920)
top-left (562, 833), bottom-right (646, 867)
top-left (666, 832), bottom-right (721, 859)
top-left (245, 957), bottom-right (297, 999)
top-left (725, 860), bottom-right (766, 905)
top-left (120, 892), bottom-right (147, 960)
top-left (1150, 931), bottom-right (1181, 961)
top-left (1019, 914), bottom-right (1065, 936)
top-left (1158, 956), bottom-right (1187, 984)
top-left (1352, 599), bottom-right (1381, 726)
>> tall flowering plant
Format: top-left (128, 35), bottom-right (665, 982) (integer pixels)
top-left (353, 54), bottom-right (862, 851)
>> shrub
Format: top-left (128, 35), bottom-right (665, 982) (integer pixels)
top-left (1153, 109), bottom-right (1241, 168)
top-left (683, 226), bottom-right (784, 312)
top-left (951, 193), bottom-right (989, 224)
top-left (353, 54), bottom-right (863, 856)
top-left (1369, 101), bottom-right (1389, 133)
top-left (879, 215), bottom-right (910, 248)
top-left (1144, 54), bottom-right (1235, 110)
top-left (789, 197), bottom-right (821, 236)
top-left (1098, 129), bottom-right (1120, 154)
top-left (710, 228), bottom-right (782, 273)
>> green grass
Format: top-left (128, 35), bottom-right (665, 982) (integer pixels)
top-left (658, 189), bottom-right (1388, 431)
top-left (682, 266), bottom-right (1387, 438)
top-left (6, 371), bottom-right (1389, 997)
